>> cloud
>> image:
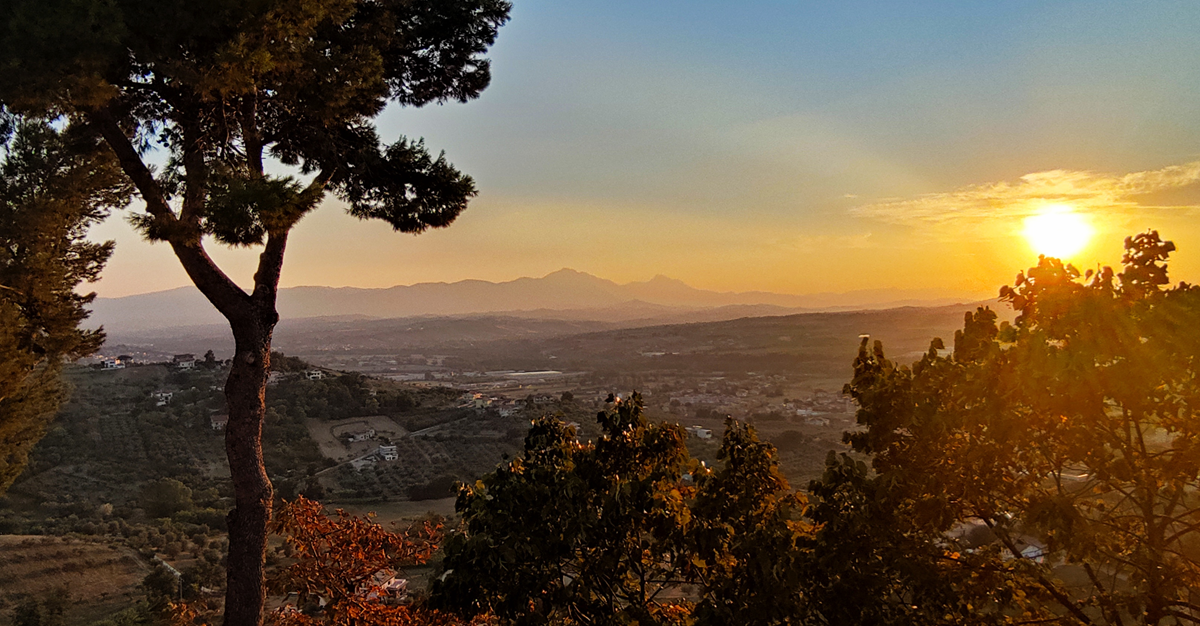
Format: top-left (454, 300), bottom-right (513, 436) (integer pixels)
top-left (853, 161), bottom-right (1200, 224)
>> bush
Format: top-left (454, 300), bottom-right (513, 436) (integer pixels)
top-left (407, 475), bottom-right (459, 501)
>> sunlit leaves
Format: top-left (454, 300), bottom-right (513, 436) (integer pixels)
top-left (435, 395), bottom-right (807, 626)
top-left (267, 497), bottom-right (487, 626)
top-left (435, 394), bottom-right (697, 625)
top-left (839, 232), bottom-right (1200, 625)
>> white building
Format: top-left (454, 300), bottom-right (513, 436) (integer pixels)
top-left (345, 428), bottom-right (376, 443)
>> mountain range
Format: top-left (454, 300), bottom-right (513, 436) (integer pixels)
top-left (88, 268), bottom-right (990, 334)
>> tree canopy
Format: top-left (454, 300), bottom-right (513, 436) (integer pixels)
top-left (433, 395), bottom-right (804, 626)
top-left (0, 117), bottom-right (129, 493)
top-left (837, 231), bottom-right (1200, 625)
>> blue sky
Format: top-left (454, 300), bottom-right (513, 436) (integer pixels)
top-left (93, 1), bottom-right (1200, 297)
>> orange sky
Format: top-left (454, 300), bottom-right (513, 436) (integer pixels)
top-left (87, 1), bottom-right (1200, 299)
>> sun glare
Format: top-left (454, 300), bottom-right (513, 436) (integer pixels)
top-left (1022, 206), bottom-right (1093, 259)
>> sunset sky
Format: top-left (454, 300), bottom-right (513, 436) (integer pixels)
top-left (90, 0), bottom-right (1200, 298)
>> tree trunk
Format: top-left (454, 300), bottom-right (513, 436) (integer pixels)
top-left (222, 315), bottom-right (276, 626)
top-left (90, 108), bottom-right (290, 626)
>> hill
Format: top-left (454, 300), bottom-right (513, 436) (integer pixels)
top-left (88, 269), bottom-right (990, 334)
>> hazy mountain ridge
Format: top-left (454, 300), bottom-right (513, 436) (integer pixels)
top-left (88, 268), bottom-right (989, 333)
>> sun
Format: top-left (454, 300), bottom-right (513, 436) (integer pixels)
top-left (1022, 205), bottom-right (1093, 259)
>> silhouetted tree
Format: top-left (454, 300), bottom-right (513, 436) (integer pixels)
top-left (834, 232), bottom-right (1200, 625)
top-left (0, 2), bottom-right (510, 623)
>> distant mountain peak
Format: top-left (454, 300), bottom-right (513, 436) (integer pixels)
top-left (90, 267), bottom-right (992, 335)
top-left (642, 274), bottom-right (690, 286)
top-left (543, 268), bottom-right (588, 277)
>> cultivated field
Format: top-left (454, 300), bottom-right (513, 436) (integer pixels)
top-left (0, 535), bottom-right (147, 626)
top-left (306, 415), bottom-right (409, 461)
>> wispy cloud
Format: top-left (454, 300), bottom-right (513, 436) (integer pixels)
top-left (853, 161), bottom-right (1200, 224)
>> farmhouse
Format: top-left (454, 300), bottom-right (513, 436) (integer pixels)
top-left (343, 427), bottom-right (376, 443)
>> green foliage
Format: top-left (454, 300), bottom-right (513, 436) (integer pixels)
top-left (270, 352), bottom-right (311, 374)
top-left (142, 564), bottom-right (181, 613)
top-left (0, 119), bottom-right (130, 493)
top-left (407, 474), bottom-right (460, 501)
top-left (140, 478), bottom-right (195, 519)
top-left (0, 0), bottom-right (511, 240)
top-left (266, 371), bottom-right (418, 421)
top-left (689, 420), bottom-right (807, 626)
top-left (434, 396), bottom-right (810, 626)
top-left (434, 395), bottom-right (696, 625)
top-left (10, 592), bottom-right (66, 626)
top-left (836, 232), bottom-right (1200, 625)
top-left (804, 453), bottom-right (1015, 626)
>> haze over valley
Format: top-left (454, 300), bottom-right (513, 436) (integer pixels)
top-left (90, 267), bottom-right (988, 333)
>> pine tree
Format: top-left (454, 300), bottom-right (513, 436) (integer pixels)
top-left (0, 117), bottom-right (129, 493)
top-left (0, 2), bottom-right (511, 623)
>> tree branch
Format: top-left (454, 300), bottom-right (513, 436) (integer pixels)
top-left (249, 168), bottom-right (334, 312)
top-left (87, 108), bottom-right (176, 223)
top-left (168, 241), bottom-right (253, 322)
top-left (1082, 563), bottom-right (1126, 626)
top-left (250, 231), bottom-right (287, 313)
top-left (88, 106), bottom-right (251, 321)
top-left (982, 517), bottom-right (1095, 625)
top-left (240, 94), bottom-right (264, 177)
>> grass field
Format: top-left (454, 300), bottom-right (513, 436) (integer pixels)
top-left (331, 497), bottom-right (459, 526)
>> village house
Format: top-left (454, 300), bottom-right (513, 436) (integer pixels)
top-left (360, 570), bottom-right (409, 603)
top-left (343, 427), bottom-right (376, 443)
top-left (152, 391), bottom-right (173, 406)
top-left (173, 354), bottom-right (196, 369)
top-left (685, 425), bottom-right (713, 440)
top-left (377, 445), bottom-right (398, 461)
top-left (101, 358), bottom-right (125, 370)
top-left (305, 370), bottom-right (325, 380)
top-left (210, 414), bottom-right (228, 431)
